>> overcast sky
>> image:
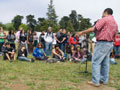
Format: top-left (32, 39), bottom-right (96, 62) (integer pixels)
top-left (0, 0), bottom-right (119, 29)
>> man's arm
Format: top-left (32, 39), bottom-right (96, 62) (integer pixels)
top-left (78, 27), bottom-right (95, 36)
top-left (61, 37), bottom-right (66, 43)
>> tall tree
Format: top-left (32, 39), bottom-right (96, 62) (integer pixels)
top-left (35, 18), bottom-right (49, 32)
top-left (79, 18), bottom-right (92, 30)
top-left (69, 10), bottom-right (79, 31)
top-left (12, 15), bottom-right (23, 30)
top-left (26, 14), bottom-right (36, 31)
top-left (46, 0), bottom-right (59, 32)
top-left (59, 16), bottom-right (70, 29)
top-left (66, 20), bottom-right (74, 32)
top-left (37, 18), bottom-right (45, 25)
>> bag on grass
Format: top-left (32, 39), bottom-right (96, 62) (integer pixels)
top-left (46, 58), bottom-right (59, 63)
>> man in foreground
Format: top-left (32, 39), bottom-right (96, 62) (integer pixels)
top-left (78, 8), bottom-right (118, 87)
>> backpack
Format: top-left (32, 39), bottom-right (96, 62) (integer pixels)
top-left (46, 58), bottom-right (59, 63)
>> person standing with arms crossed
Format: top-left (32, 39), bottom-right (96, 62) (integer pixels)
top-left (78, 8), bottom-right (118, 87)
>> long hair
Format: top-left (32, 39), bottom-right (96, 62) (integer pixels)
top-left (37, 43), bottom-right (44, 49)
top-left (9, 30), bottom-right (15, 35)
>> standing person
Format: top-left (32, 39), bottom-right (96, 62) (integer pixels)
top-left (7, 30), bottom-right (16, 49)
top-left (56, 29), bottom-right (62, 47)
top-left (69, 34), bottom-right (78, 47)
top-left (79, 35), bottom-right (85, 48)
top-left (39, 31), bottom-right (45, 49)
top-left (16, 27), bottom-right (23, 43)
top-left (60, 29), bottom-right (67, 53)
top-left (19, 30), bottom-right (28, 55)
top-left (0, 27), bottom-right (6, 54)
top-left (89, 32), bottom-right (95, 53)
top-left (114, 33), bottom-right (120, 58)
top-left (44, 27), bottom-right (54, 56)
top-left (33, 32), bottom-right (38, 50)
top-left (78, 8), bottom-right (118, 87)
top-left (27, 30), bottom-right (34, 53)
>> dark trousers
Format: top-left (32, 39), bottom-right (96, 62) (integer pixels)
top-left (0, 43), bottom-right (4, 52)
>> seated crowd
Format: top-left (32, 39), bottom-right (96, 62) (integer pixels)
top-left (0, 26), bottom-right (119, 64)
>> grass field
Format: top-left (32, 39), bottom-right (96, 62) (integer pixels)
top-left (0, 56), bottom-right (120, 90)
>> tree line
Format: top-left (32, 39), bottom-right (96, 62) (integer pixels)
top-left (0, 0), bottom-right (92, 32)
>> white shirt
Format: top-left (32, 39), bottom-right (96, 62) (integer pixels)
top-left (44, 33), bottom-right (54, 43)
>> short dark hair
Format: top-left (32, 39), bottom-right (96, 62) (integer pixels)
top-left (55, 44), bottom-right (59, 49)
top-left (104, 8), bottom-right (113, 15)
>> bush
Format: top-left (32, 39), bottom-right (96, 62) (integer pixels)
top-left (4, 23), bottom-right (15, 31)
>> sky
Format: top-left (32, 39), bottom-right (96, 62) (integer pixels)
top-left (0, 0), bottom-right (119, 30)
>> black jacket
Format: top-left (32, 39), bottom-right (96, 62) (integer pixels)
top-left (18, 49), bottom-right (27, 57)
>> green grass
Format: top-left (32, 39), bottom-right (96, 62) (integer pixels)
top-left (0, 57), bottom-right (120, 90)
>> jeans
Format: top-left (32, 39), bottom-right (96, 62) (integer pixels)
top-left (72, 57), bottom-right (87, 63)
top-left (0, 43), bottom-right (4, 53)
top-left (18, 56), bottom-right (31, 61)
top-left (92, 41), bottom-right (113, 85)
top-left (45, 42), bottom-right (52, 56)
top-left (114, 46), bottom-right (120, 56)
top-left (61, 43), bottom-right (66, 53)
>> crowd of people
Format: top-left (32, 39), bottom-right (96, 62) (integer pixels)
top-left (0, 26), bottom-right (119, 64)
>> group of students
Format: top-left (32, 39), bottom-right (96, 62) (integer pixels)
top-left (0, 26), bottom-right (119, 64)
top-left (0, 26), bottom-right (89, 63)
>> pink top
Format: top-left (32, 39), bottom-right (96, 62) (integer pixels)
top-left (95, 15), bottom-right (118, 41)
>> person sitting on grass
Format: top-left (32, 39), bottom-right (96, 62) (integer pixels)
top-left (32, 43), bottom-right (48, 61)
top-left (66, 44), bottom-right (75, 61)
top-left (2, 42), bottom-right (7, 57)
top-left (4, 43), bottom-right (16, 61)
top-left (52, 44), bottom-right (66, 62)
top-left (109, 52), bottom-right (118, 65)
top-left (71, 45), bottom-right (87, 63)
top-left (18, 44), bottom-right (35, 62)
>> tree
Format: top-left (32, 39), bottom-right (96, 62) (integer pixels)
top-left (46, 0), bottom-right (59, 32)
top-left (26, 15), bottom-right (36, 31)
top-left (69, 10), bottom-right (79, 31)
top-left (19, 24), bottom-right (28, 32)
top-left (79, 18), bottom-right (92, 30)
top-left (37, 18), bottom-right (45, 25)
top-left (66, 20), bottom-right (74, 32)
top-left (34, 17), bottom-right (49, 32)
top-left (0, 22), bottom-right (6, 30)
top-left (4, 23), bottom-right (15, 31)
top-left (59, 16), bottom-right (70, 29)
top-left (12, 15), bottom-right (23, 31)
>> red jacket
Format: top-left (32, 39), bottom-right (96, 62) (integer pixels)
top-left (69, 36), bottom-right (78, 45)
top-left (114, 35), bottom-right (120, 46)
top-left (75, 36), bottom-right (79, 44)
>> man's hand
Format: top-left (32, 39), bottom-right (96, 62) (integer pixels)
top-left (77, 32), bottom-right (83, 36)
